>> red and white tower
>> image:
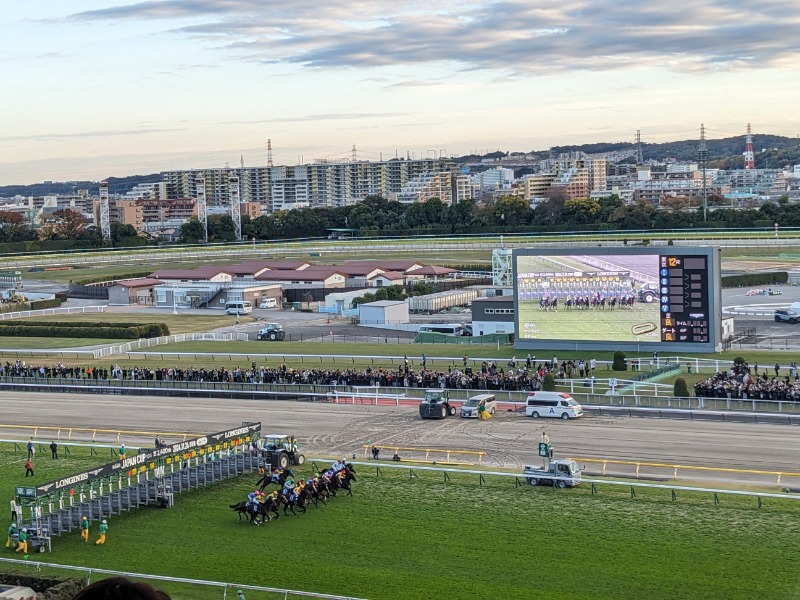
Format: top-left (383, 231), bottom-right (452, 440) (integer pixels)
top-left (744, 123), bottom-right (755, 169)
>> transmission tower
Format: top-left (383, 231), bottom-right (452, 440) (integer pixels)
top-left (99, 181), bottom-right (111, 244)
top-left (697, 124), bottom-right (708, 221)
top-left (195, 175), bottom-right (208, 243)
top-left (351, 144), bottom-right (357, 162)
top-left (635, 130), bottom-right (644, 165)
top-left (744, 123), bottom-right (755, 169)
top-left (266, 139), bottom-right (273, 167)
top-left (229, 174), bottom-right (242, 241)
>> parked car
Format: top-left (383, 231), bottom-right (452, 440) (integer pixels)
top-left (774, 309), bottom-right (799, 324)
top-left (259, 298), bottom-right (278, 309)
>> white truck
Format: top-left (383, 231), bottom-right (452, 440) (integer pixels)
top-left (523, 459), bottom-right (581, 488)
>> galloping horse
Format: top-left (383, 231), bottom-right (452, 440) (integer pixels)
top-left (256, 468), bottom-right (294, 491)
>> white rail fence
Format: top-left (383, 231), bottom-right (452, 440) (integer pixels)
top-left (93, 332), bottom-right (250, 358)
top-left (337, 460), bottom-right (800, 503)
top-left (0, 305), bottom-right (106, 320)
top-left (0, 558), bottom-right (365, 600)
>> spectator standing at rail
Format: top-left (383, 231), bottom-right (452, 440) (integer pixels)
top-left (10, 498), bottom-right (17, 522)
top-left (236, 591), bottom-right (246, 600)
top-left (422, 353), bottom-right (427, 369)
top-left (775, 363), bottom-right (781, 377)
top-left (463, 354), bottom-right (468, 368)
top-left (26, 439), bottom-right (34, 460)
top-left (590, 358), bottom-right (596, 375)
top-left (119, 445), bottom-right (126, 460)
top-left (50, 441), bottom-right (58, 459)
top-left (24, 458), bottom-right (33, 477)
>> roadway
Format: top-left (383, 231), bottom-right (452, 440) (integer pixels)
top-left (2, 391), bottom-right (797, 488)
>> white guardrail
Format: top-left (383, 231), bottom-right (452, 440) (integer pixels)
top-left (0, 557), bottom-right (365, 600)
top-left (0, 305), bottom-right (106, 320)
top-left (332, 460), bottom-right (800, 502)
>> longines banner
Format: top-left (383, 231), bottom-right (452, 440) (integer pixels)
top-left (34, 423), bottom-right (261, 497)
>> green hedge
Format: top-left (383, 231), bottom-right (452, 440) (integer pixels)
top-left (30, 298), bottom-right (62, 310)
top-left (72, 271), bottom-right (154, 285)
top-left (0, 321), bottom-right (169, 339)
top-left (721, 272), bottom-right (788, 288)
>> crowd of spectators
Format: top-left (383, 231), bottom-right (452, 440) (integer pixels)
top-left (694, 360), bottom-right (800, 401)
top-left (0, 356), bottom-right (600, 393)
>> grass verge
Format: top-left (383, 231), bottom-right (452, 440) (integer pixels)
top-left (3, 456), bottom-right (800, 599)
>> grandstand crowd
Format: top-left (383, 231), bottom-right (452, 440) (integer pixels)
top-left (0, 356), bottom-right (601, 392)
top-left (693, 360), bottom-right (800, 401)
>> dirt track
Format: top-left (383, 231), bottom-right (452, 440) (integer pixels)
top-left (2, 391), bottom-right (798, 487)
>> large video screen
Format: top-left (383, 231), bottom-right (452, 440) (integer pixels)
top-left (513, 247), bottom-right (720, 352)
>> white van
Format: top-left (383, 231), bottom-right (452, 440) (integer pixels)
top-left (460, 393), bottom-right (497, 418)
top-left (525, 391), bottom-right (583, 420)
top-left (225, 300), bottom-right (253, 315)
top-left (259, 298), bottom-right (278, 309)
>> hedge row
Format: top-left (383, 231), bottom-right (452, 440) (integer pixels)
top-left (721, 272), bottom-right (788, 288)
top-left (0, 322), bottom-right (169, 339)
top-left (5, 321), bottom-right (168, 336)
top-left (30, 298), bottom-right (62, 310)
top-left (72, 271), bottom-right (153, 286)
top-left (0, 325), bottom-right (155, 339)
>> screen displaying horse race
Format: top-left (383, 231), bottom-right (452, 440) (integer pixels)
top-left (512, 247), bottom-right (720, 352)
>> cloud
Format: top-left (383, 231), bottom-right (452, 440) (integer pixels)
top-left (0, 128), bottom-right (184, 143)
top-left (68, 0), bottom-right (800, 74)
top-left (221, 112), bottom-right (411, 125)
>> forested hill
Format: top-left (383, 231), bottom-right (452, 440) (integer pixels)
top-left (547, 134), bottom-right (800, 168)
top-left (0, 174), bottom-right (160, 198)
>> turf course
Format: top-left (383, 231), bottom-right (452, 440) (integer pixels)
top-left (4, 451), bottom-right (800, 599)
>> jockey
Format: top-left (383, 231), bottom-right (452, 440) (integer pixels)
top-left (255, 491), bottom-right (265, 505)
top-left (331, 459), bottom-right (345, 472)
top-left (270, 468), bottom-right (284, 484)
top-left (247, 490), bottom-right (259, 508)
top-left (282, 479), bottom-right (296, 497)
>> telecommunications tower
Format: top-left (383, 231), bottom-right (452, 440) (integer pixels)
top-left (635, 130), bottom-right (644, 165)
top-left (195, 175), bottom-right (208, 243)
top-left (99, 181), bottom-right (111, 243)
top-left (744, 123), bottom-right (755, 169)
top-left (229, 174), bottom-right (242, 241)
top-left (697, 124), bottom-right (708, 222)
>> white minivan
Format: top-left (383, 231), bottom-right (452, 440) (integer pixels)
top-left (525, 391), bottom-right (583, 420)
top-left (259, 298), bottom-right (278, 309)
top-left (225, 300), bottom-right (253, 315)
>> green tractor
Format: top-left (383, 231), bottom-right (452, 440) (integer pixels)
top-left (261, 434), bottom-right (306, 470)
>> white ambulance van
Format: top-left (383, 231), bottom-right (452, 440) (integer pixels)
top-left (525, 391), bottom-right (583, 420)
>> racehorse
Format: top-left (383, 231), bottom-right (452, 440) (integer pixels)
top-left (229, 501), bottom-right (251, 522)
top-left (301, 479), bottom-right (327, 508)
top-left (277, 490), bottom-right (306, 516)
top-left (256, 468), bottom-right (294, 491)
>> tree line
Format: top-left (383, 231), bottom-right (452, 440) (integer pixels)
top-left (1, 194), bottom-right (798, 253)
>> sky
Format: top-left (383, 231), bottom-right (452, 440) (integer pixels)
top-left (1, 1), bottom-right (799, 185)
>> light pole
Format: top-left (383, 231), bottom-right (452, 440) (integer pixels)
top-left (172, 285), bottom-right (178, 315)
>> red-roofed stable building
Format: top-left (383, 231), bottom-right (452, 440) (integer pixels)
top-left (108, 278), bottom-right (161, 306)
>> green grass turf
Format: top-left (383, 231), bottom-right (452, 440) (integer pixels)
top-left (4, 455), bottom-right (800, 599)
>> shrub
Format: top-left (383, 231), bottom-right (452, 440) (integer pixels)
top-left (674, 377), bottom-right (690, 397)
top-left (30, 298), bottom-right (62, 310)
top-left (733, 356), bottom-right (746, 366)
top-left (612, 350), bottom-right (627, 371)
top-left (542, 373), bottom-right (556, 391)
top-left (721, 272), bottom-right (788, 288)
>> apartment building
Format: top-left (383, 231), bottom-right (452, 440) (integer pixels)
top-left (160, 157), bottom-right (459, 214)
